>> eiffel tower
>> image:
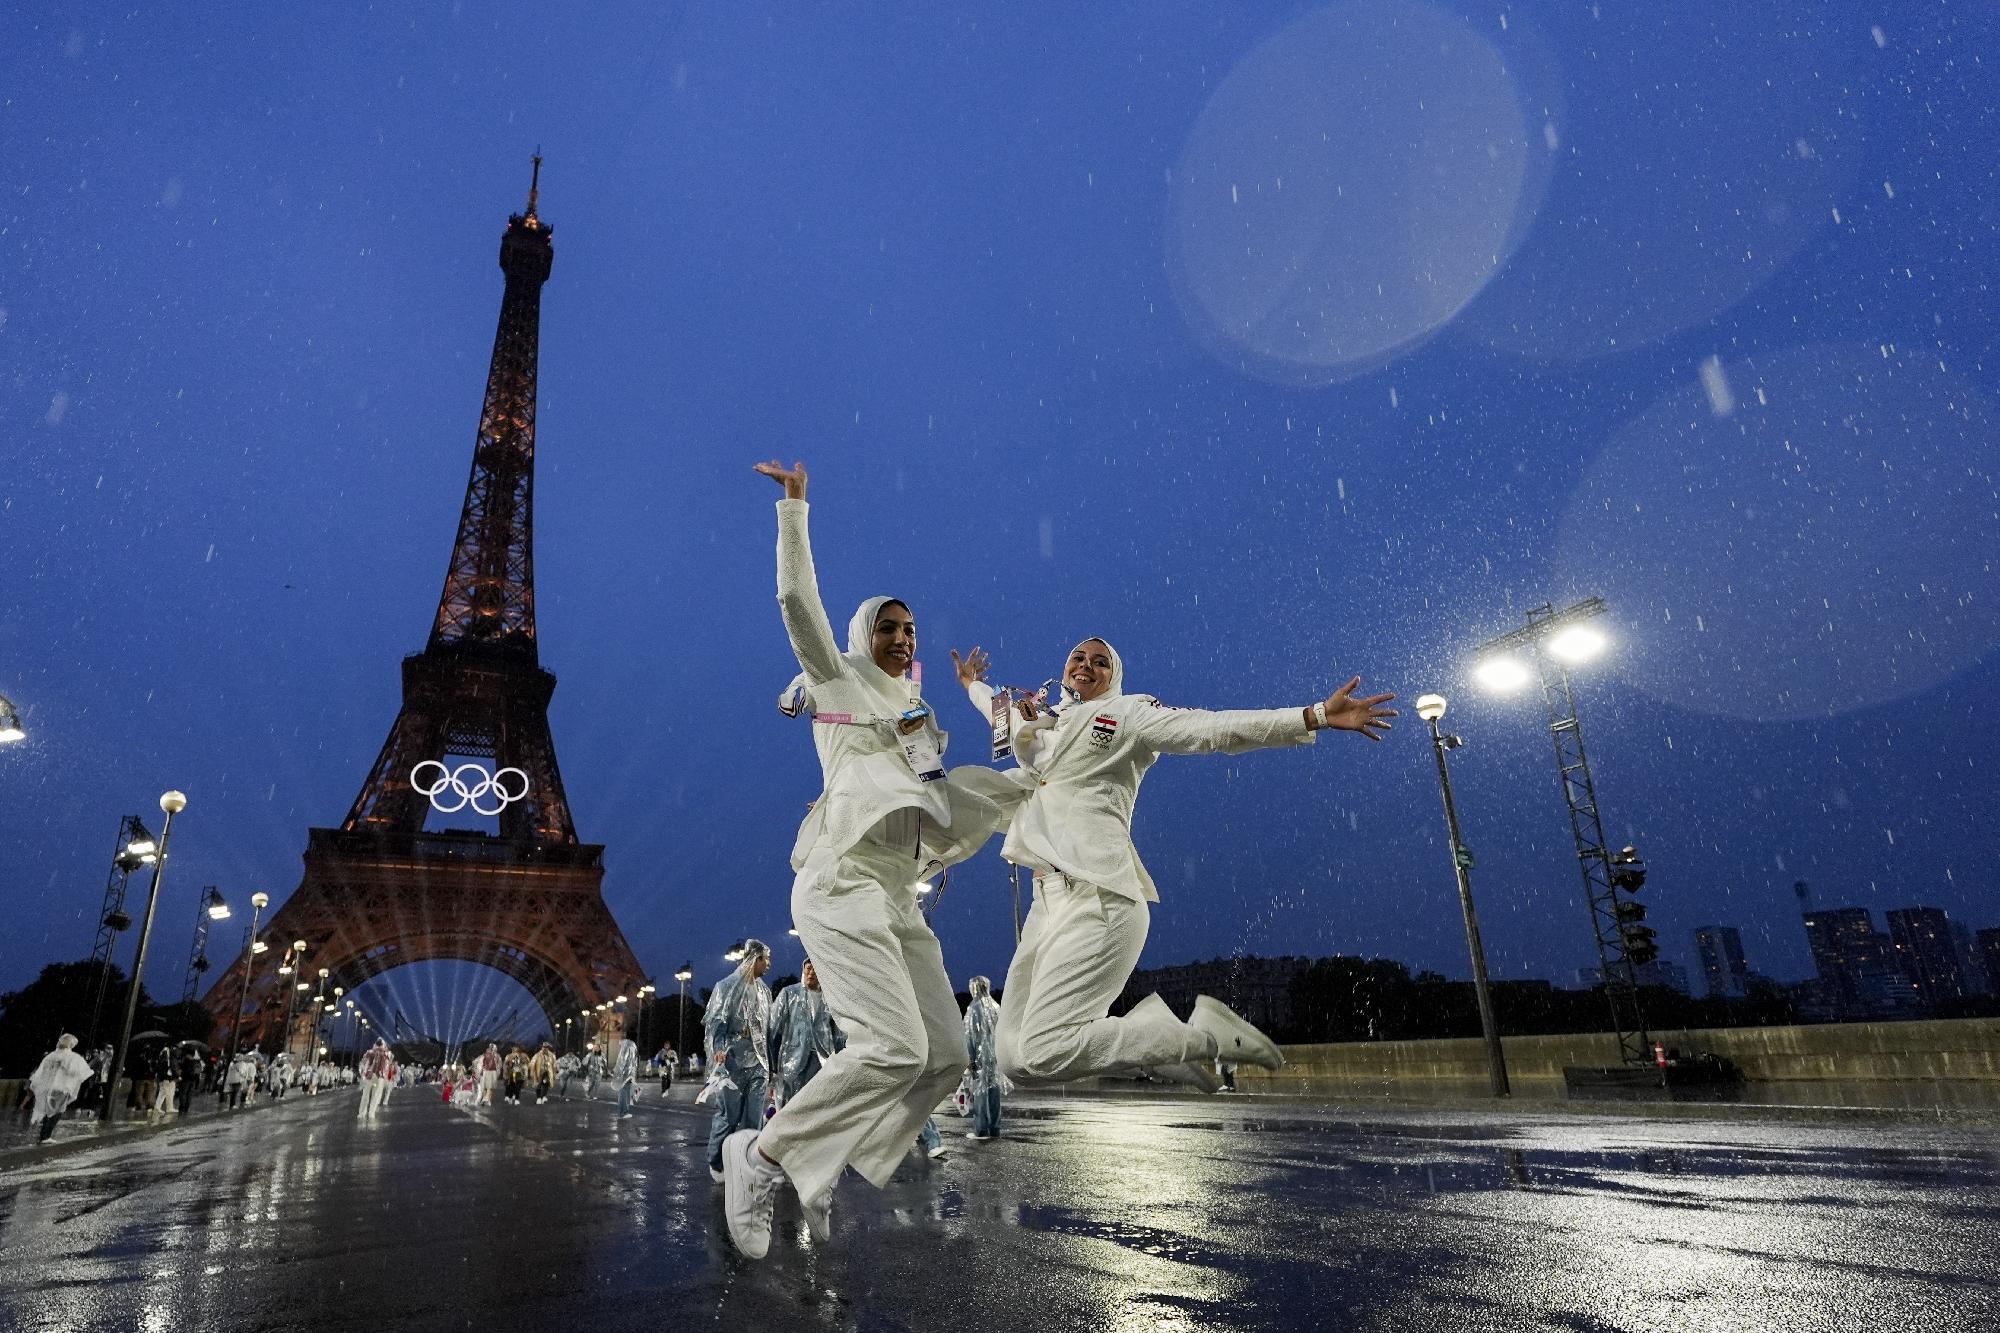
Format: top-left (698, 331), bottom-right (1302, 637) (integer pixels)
top-left (203, 161), bottom-right (645, 1052)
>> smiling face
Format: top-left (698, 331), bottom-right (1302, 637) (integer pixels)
top-left (1064, 639), bottom-right (1115, 701)
top-left (872, 601), bottom-right (916, 676)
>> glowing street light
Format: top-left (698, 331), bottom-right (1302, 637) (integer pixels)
top-left (1546, 624), bottom-right (1608, 664)
top-left (674, 962), bottom-right (694, 1068)
top-left (101, 789), bottom-right (189, 1123)
top-left (229, 891), bottom-right (272, 1055)
top-left (1473, 655), bottom-right (1533, 692)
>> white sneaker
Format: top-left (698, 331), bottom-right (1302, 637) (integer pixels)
top-left (1190, 996), bottom-right (1285, 1070)
top-left (965, 1132), bottom-right (992, 1141)
top-left (1154, 1061), bottom-right (1223, 1094)
top-left (722, 1130), bottom-right (783, 1259)
top-left (802, 1187), bottom-right (832, 1243)
top-left (927, 1144), bottom-right (947, 1160)
top-left (709, 1166), bottom-right (725, 1185)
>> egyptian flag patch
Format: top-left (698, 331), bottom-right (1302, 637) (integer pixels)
top-left (1089, 714), bottom-right (1119, 748)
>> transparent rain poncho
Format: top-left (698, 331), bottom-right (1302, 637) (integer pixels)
top-left (704, 943), bottom-right (773, 1093)
top-left (963, 976), bottom-right (1006, 1098)
top-left (769, 979), bottom-right (843, 1100)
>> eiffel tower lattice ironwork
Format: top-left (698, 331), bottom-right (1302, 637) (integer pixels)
top-left (202, 161), bottom-right (645, 1053)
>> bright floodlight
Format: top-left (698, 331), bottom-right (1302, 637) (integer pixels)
top-left (205, 888), bottom-right (231, 920)
top-left (126, 836), bottom-right (157, 858)
top-left (615, 994), bottom-right (628, 1004)
top-left (674, 967), bottom-right (692, 982)
top-left (295, 981), bottom-right (310, 991)
top-left (913, 881), bottom-right (933, 897)
top-left (1414, 694), bottom-right (1448, 722)
top-left (160, 790), bottom-right (188, 814)
top-left (1474, 655), bottom-right (1533, 692)
top-left (1546, 625), bottom-right (1608, 664)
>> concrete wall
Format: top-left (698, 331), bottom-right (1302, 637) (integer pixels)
top-left (1239, 1017), bottom-right (2000, 1100)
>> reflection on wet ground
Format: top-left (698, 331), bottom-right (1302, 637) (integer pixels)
top-left (0, 1090), bottom-right (1993, 1331)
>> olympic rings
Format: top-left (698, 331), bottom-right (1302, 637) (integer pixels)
top-left (410, 760), bottom-right (531, 816)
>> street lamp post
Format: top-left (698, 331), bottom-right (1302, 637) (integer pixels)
top-left (229, 892), bottom-right (270, 1054)
top-left (674, 963), bottom-right (693, 1067)
top-left (276, 940), bottom-right (308, 1057)
top-left (101, 790), bottom-right (189, 1122)
top-left (1414, 695), bottom-right (1509, 1097)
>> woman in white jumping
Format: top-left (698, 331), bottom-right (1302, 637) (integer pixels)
top-left (952, 636), bottom-right (1394, 1092)
top-left (723, 459), bottom-right (1008, 1260)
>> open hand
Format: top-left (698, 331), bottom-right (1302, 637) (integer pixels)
top-left (950, 646), bottom-right (990, 687)
top-left (754, 459), bottom-right (808, 500)
top-left (1321, 677), bottom-right (1397, 741)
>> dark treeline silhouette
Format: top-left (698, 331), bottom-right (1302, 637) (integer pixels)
top-left (1276, 957), bottom-right (1804, 1045)
top-left (0, 959), bottom-right (216, 1077)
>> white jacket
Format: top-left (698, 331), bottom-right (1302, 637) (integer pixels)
top-left (773, 499), bottom-right (1008, 874)
top-left (966, 637), bottom-right (1314, 904)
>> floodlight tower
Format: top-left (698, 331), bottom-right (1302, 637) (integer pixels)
top-left (1472, 597), bottom-right (1652, 1065)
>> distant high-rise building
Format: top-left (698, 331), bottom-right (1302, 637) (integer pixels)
top-left (1977, 929), bottom-right (2000, 1001)
top-left (1947, 921), bottom-right (1991, 997)
top-left (1693, 925), bottom-right (1751, 999)
top-left (1803, 906), bottom-right (1923, 1020)
top-left (1886, 907), bottom-right (1965, 1008)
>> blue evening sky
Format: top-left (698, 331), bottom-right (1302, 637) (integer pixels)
top-left (4, 2), bottom-right (1996, 1039)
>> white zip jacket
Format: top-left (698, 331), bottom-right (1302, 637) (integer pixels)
top-left (965, 637), bottom-right (1314, 904)
top-left (774, 498), bottom-right (1007, 873)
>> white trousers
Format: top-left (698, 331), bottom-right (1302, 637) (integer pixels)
top-left (998, 873), bottom-right (1214, 1086)
top-left (152, 1079), bottom-right (177, 1113)
top-left (478, 1070), bottom-right (497, 1103)
top-left (358, 1077), bottom-right (389, 1116)
top-left (758, 838), bottom-right (964, 1205)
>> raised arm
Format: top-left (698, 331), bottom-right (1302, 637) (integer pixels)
top-left (757, 460), bottom-right (844, 685)
top-left (952, 646), bottom-right (1050, 760)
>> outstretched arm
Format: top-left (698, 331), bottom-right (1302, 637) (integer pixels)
top-left (758, 460), bottom-right (844, 685)
top-left (1133, 677), bottom-right (1396, 756)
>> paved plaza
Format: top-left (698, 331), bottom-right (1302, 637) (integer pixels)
top-left (1, 1089), bottom-right (1993, 1331)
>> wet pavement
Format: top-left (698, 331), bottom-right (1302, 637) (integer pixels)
top-left (0, 1086), bottom-right (1993, 1332)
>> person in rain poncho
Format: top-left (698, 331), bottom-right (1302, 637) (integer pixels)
top-left (555, 1051), bottom-right (579, 1099)
top-left (224, 1050), bottom-right (256, 1108)
top-left (721, 460), bottom-right (1015, 1262)
top-left (503, 1046), bottom-right (529, 1105)
top-left (961, 975), bottom-right (1005, 1141)
top-left (704, 940), bottom-right (774, 1176)
top-left (580, 1042), bottom-right (606, 1096)
top-left (476, 1044), bottom-right (501, 1105)
top-left (27, 1034), bottom-right (94, 1144)
top-left (768, 960), bottom-right (844, 1108)
top-left (528, 1043), bottom-right (559, 1105)
top-left (358, 1039), bottom-right (395, 1118)
top-left (612, 1034), bottom-right (640, 1119)
top-left (952, 637), bottom-right (1393, 1093)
